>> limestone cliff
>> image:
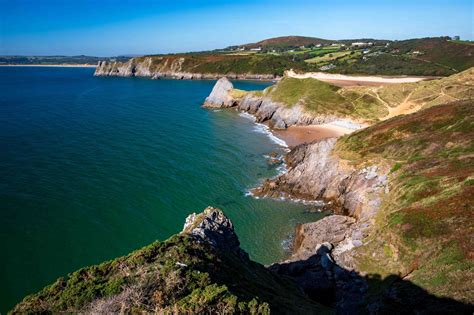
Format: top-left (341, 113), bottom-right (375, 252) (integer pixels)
top-left (202, 77), bottom-right (236, 108)
top-left (95, 56), bottom-right (278, 80)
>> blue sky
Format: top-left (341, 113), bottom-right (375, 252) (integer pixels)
top-left (0, 0), bottom-right (472, 56)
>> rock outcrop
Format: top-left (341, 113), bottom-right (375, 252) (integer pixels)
top-left (182, 206), bottom-right (248, 259)
top-left (202, 78), bottom-right (235, 108)
top-left (253, 138), bottom-right (388, 221)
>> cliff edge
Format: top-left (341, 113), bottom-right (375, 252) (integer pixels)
top-left (11, 207), bottom-right (329, 314)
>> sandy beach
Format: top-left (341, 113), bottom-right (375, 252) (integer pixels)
top-left (286, 70), bottom-right (432, 87)
top-left (273, 123), bottom-right (355, 147)
top-left (0, 64), bottom-right (97, 68)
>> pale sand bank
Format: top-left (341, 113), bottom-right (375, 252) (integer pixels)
top-left (286, 70), bottom-right (432, 87)
top-left (273, 123), bottom-right (356, 147)
top-left (0, 64), bottom-right (97, 68)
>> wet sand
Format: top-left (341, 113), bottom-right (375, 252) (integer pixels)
top-left (273, 124), bottom-right (355, 148)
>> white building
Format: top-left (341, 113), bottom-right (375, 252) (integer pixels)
top-left (351, 42), bottom-right (373, 48)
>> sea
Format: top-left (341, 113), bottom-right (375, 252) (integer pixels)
top-left (0, 66), bottom-right (326, 311)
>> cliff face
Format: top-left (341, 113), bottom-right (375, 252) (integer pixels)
top-left (253, 138), bottom-right (389, 271)
top-left (94, 57), bottom-right (278, 80)
top-left (202, 77), bottom-right (236, 108)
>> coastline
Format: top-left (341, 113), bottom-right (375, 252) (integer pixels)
top-left (0, 64), bottom-right (97, 68)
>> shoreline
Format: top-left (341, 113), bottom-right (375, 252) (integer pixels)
top-left (0, 64), bottom-right (97, 68)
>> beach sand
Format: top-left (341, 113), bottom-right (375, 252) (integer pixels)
top-left (286, 70), bottom-right (433, 87)
top-left (273, 123), bottom-right (355, 147)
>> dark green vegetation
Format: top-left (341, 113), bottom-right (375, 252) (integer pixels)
top-left (0, 55), bottom-right (131, 65)
top-left (330, 37), bottom-right (474, 76)
top-left (12, 233), bottom-right (328, 314)
top-left (227, 35), bottom-right (388, 51)
top-left (336, 100), bottom-right (474, 304)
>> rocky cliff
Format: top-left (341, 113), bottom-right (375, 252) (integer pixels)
top-left (261, 100), bottom-right (474, 311)
top-left (94, 56), bottom-right (278, 80)
top-left (253, 138), bottom-right (389, 272)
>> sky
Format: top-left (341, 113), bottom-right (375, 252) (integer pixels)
top-left (0, 0), bottom-right (472, 56)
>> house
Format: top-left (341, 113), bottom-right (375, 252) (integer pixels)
top-left (315, 44), bottom-right (322, 48)
top-left (250, 47), bottom-right (262, 51)
top-left (351, 42), bottom-right (373, 48)
top-left (319, 64), bottom-right (336, 71)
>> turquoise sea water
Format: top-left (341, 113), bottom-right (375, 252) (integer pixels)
top-left (0, 67), bottom-right (325, 311)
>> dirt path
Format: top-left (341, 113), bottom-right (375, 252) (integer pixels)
top-left (382, 90), bottom-right (422, 119)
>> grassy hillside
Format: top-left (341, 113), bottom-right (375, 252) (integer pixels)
top-left (12, 218), bottom-right (328, 314)
top-left (329, 37), bottom-right (474, 76)
top-left (240, 36), bottom-right (333, 49)
top-left (390, 37), bottom-right (474, 71)
top-left (256, 67), bottom-right (473, 122)
top-left (335, 100), bottom-right (474, 304)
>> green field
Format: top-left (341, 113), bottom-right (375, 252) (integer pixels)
top-left (304, 50), bottom-right (353, 64)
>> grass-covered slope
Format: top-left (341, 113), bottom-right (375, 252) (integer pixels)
top-left (335, 100), bottom-right (474, 303)
top-left (260, 77), bottom-right (389, 122)
top-left (256, 68), bottom-right (473, 123)
top-left (11, 211), bottom-right (329, 314)
top-left (330, 37), bottom-right (474, 76)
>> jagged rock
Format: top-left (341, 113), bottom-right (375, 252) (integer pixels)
top-left (254, 138), bottom-right (389, 222)
top-left (291, 215), bottom-right (356, 265)
top-left (202, 78), bottom-right (236, 108)
top-left (182, 206), bottom-right (248, 259)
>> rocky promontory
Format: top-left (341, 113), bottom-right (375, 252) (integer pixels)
top-left (202, 77), bottom-right (364, 130)
top-left (94, 57), bottom-right (278, 81)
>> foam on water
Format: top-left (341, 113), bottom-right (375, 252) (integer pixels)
top-left (252, 123), bottom-right (288, 148)
top-left (238, 111), bottom-right (256, 121)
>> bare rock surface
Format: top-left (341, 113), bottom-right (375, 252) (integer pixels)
top-left (253, 138), bottom-right (388, 222)
top-left (95, 59), bottom-right (277, 80)
top-left (202, 77), bottom-right (236, 108)
top-left (182, 206), bottom-right (248, 258)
